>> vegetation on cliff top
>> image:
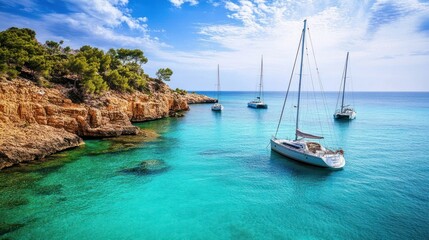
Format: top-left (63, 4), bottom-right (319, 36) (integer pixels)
top-left (0, 27), bottom-right (173, 94)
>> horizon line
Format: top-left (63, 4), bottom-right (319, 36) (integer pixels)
top-left (188, 90), bottom-right (429, 93)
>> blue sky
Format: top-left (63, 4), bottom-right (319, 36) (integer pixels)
top-left (1, 0), bottom-right (429, 91)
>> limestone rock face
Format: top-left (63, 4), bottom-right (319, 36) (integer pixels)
top-left (0, 123), bottom-right (83, 169)
top-left (185, 93), bottom-right (217, 104)
top-left (0, 79), bottom-right (139, 138)
top-left (0, 78), bottom-right (214, 169)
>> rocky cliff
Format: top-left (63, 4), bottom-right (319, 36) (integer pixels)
top-left (0, 78), bottom-right (215, 169)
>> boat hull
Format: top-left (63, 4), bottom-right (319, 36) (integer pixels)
top-left (248, 102), bottom-right (268, 109)
top-left (211, 103), bottom-right (224, 111)
top-left (270, 139), bottom-right (345, 169)
top-left (334, 111), bottom-right (356, 120)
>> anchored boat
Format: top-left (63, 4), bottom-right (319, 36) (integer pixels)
top-left (334, 52), bottom-right (356, 120)
top-left (211, 64), bottom-right (224, 111)
top-left (248, 55), bottom-right (268, 109)
top-left (271, 19), bottom-right (345, 169)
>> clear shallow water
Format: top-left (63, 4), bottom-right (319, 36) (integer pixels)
top-left (1, 92), bottom-right (428, 239)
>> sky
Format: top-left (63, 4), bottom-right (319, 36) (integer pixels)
top-left (0, 0), bottom-right (428, 91)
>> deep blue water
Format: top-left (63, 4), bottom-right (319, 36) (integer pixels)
top-left (1, 91), bottom-right (428, 239)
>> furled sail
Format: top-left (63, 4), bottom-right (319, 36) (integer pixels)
top-left (296, 129), bottom-right (324, 139)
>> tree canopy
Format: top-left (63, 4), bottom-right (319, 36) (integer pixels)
top-left (156, 68), bottom-right (173, 81)
top-left (0, 27), bottom-right (174, 95)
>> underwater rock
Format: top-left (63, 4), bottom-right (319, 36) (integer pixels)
top-left (0, 222), bottom-right (25, 236)
top-left (35, 184), bottom-right (63, 195)
top-left (33, 164), bottom-right (64, 175)
top-left (88, 129), bottom-right (160, 156)
top-left (2, 197), bottom-right (29, 208)
top-left (0, 172), bottom-right (43, 190)
top-left (199, 150), bottom-right (219, 156)
top-left (119, 159), bottom-right (169, 176)
top-left (170, 111), bottom-right (185, 118)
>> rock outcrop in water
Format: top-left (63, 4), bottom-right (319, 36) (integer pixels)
top-left (0, 122), bottom-right (84, 169)
top-left (0, 78), bottom-right (215, 169)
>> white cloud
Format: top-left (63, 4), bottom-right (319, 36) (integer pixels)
top-left (1, 0), bottom-right (428, 91)
top-left (62, 0), bottom-right (147, 31)
top-left (0, 0), bottom-right (37, 11)
top-left (138, 17), bottom-right (148, 23)
top-left (0, 0), bottom-right (167, 62)
top-left (208, 0), bottom-right (221, 7)
top-left (161, 0), bottom-right (429, 91)
top-left (35, 11), bottom-right (169, 54)
top-left (170, 0), bottom-right (199, 8)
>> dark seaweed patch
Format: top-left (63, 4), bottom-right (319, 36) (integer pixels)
top-left (119, 159), bottom-right (170, 176)
top-left (0, 222), bottom-right (25, 236)
top-left (34, 184), bottom-right (63, 195)
top-left (2, 197), bottom-right (29, 208)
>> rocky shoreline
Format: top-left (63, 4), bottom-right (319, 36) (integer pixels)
top-left (0, 78), bottom-right (215, 170)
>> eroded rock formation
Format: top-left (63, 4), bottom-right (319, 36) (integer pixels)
top-left (0, 123), bottom-right (83, 169)
top-left (0, 78), bottom-right (215, 169)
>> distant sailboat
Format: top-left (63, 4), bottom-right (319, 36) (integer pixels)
top-left (270, 19), bottom-right (345, 169)
top-left (248, 55), bottom-right (268, 109)
top-left (211, 64), bottom-right (224, 111)
top-left (334, 52), bottom-right (356, 120)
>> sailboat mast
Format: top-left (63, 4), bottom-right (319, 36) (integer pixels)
top-left (259, 55), bottom-right (263, 100)
top-left (340, 52), bottom-right (349, 112)
top-left (217, 64), bottom-right (220, 101)
top-left (295, 19), bottom-right (307, 141)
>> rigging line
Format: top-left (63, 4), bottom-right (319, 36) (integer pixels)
top-left (336, 65), bottom-right (346, 111)
top-left (349, 58), bottom-right (356, 109)
top-left (307, 27), bottom-right (337, 147)
top-left (305, 41), bottom-right (325, 141)
top-left (274, 31), bottom-right (303, 138)
top-left (260, 55), bottom-right (264, 101)
top-left (265, 140), bottom-right (271, 149)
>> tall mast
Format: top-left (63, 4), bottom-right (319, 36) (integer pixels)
top-left (259, 55), bottom-right (263, 100)
top-left (295, 19), bottom-right (307, 140)
top-left (340, 52), bottom-right (349, 112)
top-left (217, 64), bottom-right (220, 101)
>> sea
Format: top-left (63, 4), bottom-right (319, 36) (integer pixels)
top-left (1, 91), bottom-right (428, 239)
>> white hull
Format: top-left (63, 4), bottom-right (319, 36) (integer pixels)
top-left (334, 109), bottom-right (356, 120)
top-left (270, 138), bottom-right (345, 169)
top-left (248, 101), bottom-right (267, 109)
top-left (211, 103), bottom-right (223, 111)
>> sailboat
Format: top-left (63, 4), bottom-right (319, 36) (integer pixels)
top-left (334, 52), bottom-right (356, 120)
top-left (248, 55), bottom-right (268, 109)
top-left (211, 64), bottom-right (224, 111)
top-left (270, 19), bottom-right (345, 169)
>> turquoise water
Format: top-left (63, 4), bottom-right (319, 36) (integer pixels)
top-left (1, 92), bottom-right (428, 239)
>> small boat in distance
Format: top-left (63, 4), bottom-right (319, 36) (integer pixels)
top-left (211, 64), bottom-right (224, 111)
top-left (248, 55), bottom-right (268, 109)
top-left (270, 19), bottom-right (345, 169)
top-left (334, 52), bottom-right (356, 120)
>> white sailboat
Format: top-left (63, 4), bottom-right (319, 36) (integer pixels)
top-left (334, 52), bottom-right (356, 120)
top-left (270, 19), bottom-right (345, 169)
top-left (211, 64), bottom-right (224, 111)
top-left (248, 55), bottom-right (268, 109)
